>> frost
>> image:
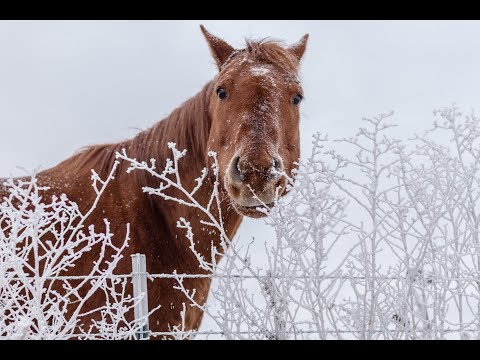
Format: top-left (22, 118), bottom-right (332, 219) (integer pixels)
top-left (3, 105), bottom-right (480, 340)
top-left (250, 65), bottom-right (271, 77)
top-left (0, 162), bottom-right (151, 340)
top-left (121, 105), bottom-right (480, 339)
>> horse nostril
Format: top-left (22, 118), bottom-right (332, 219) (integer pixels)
top-left (269, 157), bottom-right (284, 180)
top-left (273, 158), bottom-right (279, 170)
top-left (272, 157), bottom-right (283, 172)
top-left (236, 156), bottom-right (242, 173)
top-left (230, 156), bottom-right (243, 183)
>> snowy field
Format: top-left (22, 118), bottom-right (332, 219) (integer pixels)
top-left (2, 20), bottom-right (480, 339)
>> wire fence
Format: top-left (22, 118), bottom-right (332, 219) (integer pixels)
top-left (11, 253), bottom-right (476, 340)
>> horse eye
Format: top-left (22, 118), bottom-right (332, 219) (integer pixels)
top-left (292, 94), bottom-right (303, 106)
top-left (217, 88), bottom-right (227, 100)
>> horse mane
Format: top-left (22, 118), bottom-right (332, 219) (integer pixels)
top-left (55, 81), bottom-right (214, 184)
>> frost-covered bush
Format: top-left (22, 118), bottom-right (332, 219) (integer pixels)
top-left (0, 162), bottom-right (146, 340)
top-left (3, 105), bottom-right (480, 340)
top-left (120, 106), bottom-right (480, 340)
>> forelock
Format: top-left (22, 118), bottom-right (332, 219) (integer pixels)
top-left (220, 38), bottom-right (300, 75)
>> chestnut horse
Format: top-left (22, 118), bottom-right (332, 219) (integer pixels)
top-left (0, 26), bottom-right (308, 335)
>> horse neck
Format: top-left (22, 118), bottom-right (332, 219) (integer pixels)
top-left (41, 79), bottom-right (243, 262)
top-left (122, 80), bottom-right (242, 252)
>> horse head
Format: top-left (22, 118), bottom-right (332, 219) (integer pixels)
top-left (201, 26), bottom-right (308, 218)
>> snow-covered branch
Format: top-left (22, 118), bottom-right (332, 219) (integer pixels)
top-left (3, 105), bottom-right (480, 340)
top-left (120, 106), bottom-right (480, 339)
top-left (0, 162), bottom-right (145, 340)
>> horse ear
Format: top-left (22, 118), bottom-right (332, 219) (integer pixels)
top-left (289, 34), bottom-right (309, 61)
top-left (200, 25), bottom-right (236, 69)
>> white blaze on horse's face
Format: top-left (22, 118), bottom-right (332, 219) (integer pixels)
top-left (201, 25), bottom-right (308, 218)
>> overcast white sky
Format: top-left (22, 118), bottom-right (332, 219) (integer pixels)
top-left (1, 20), bottom-right (480, 252)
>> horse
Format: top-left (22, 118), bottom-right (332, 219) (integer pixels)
top-left (0, 25), bottom-right (308, 336)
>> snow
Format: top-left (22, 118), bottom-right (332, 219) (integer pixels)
top-left (250, 66), bottom-right (271, 77)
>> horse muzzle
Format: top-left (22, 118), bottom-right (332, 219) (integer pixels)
top-left (224, 152), bottom-right (286, 218)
